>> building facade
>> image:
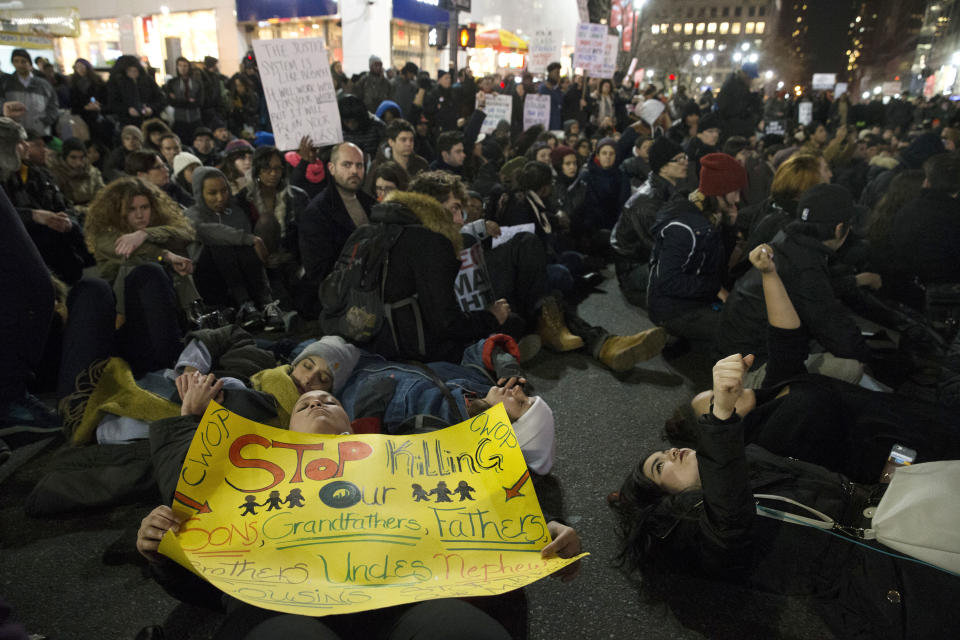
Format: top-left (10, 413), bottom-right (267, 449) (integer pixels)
top-left (635, 0), bottom-right (777, 92)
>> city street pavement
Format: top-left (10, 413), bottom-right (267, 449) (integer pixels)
top-left (0, 272), bottom-right (834, 639)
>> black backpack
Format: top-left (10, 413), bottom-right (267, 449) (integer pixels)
top-left (318, 222), bottom-right (424, 353)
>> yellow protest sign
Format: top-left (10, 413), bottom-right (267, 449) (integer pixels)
top-left (159, 402), bottom-right (584, 615)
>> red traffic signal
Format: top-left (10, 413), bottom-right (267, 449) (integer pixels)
top-left (668, 73), bottom-right (676, 81)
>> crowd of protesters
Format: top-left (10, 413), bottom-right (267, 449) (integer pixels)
top-left (2, 44), bottom-right (960, 638)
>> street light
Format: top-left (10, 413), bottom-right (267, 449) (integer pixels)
top-left (733, 52), bottom-right (743, 62)
top-left (741, 42), bottom-right (750, 51)
top-left (706, 53), bottom-right (714, 62)
top-left (862, 91), bottom-right (870, 100)
top-left (764, 70), bottom-right (774, 80)
top-left (705, 75), bottom-right (713, 83)
top-left (696, 76), bottom-right (702, 83)
top-left (646, 69), bottom-right (655, 78)
top-left (692, 53), bottom-right (702, 65)
top-left (777, 81), bottom-right (784, 89)
top-left (748, 53), bottom-right (758, 63)
top-left (952, 51), bottom-right (960, 67)
top-left (873, 86), bottom-right (882, 95)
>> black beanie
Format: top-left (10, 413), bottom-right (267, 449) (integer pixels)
top-left (699, 111), bottom-right (722, 132)
top-left (10, 49), bottom-right (30, 64)
top-left (61, 137), bottom-right (87, 157)
top-left (649, 136), bottom-right (685, 175)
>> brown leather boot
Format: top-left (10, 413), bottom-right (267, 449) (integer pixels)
top-left (598, 327), bottom-right (668, 372)
top-left (537, 298), bottom-right (584, 352)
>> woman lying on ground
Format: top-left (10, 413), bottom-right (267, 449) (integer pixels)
top-left (610, 245), bottom-right (960, 639)
top-left (664, 244), bottom-right (960, 484)
top-left (136, 383), bottom-right (581, 640)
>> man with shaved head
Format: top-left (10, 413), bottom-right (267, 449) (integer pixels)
top-left (299, 142), bottom-right (377, 313)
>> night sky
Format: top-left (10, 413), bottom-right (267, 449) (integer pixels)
top-left (803, 1), bottom-right (856, 75)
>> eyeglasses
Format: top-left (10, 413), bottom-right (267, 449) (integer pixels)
top-left (670, 155), bottom-right (688, 164)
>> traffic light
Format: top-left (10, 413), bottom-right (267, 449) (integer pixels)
top-left (668, 73), bottom-right (676, 81)
top-left (457, 26), bottom-right (476, 48)
top-left (430, 24), bottom-right (448, 48)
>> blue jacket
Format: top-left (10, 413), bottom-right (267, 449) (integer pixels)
top-left (647, 199), bottom-right (727, 324)
top-left (338, 340), bottom-right (495, 433)
top-left (538, 82), bottom-right (564, 130)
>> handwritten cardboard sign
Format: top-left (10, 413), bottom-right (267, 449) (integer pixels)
top-left (159, 402), bottom-right (583, 615)
top-left (573, 22), bottom-right (607, 76)
top-left (522, 94), bottom-right (551, 132)
top-left (480, 94), bottom-right (514, 135)
top-left (529, 29), bottom-right (560, 73)
top-left (811, 73), bottom-right (836, 91)
top-left (798, 101), bottom-right (813, 126)
top-left (252, 38), bottom-right (343, 151)
top-left (455, 244), bottom-right (495, 312)
top-left (492, 224), bottom-right (536, 249)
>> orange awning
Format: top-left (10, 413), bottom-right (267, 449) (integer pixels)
top-left (475, 28), bottom-right (528, 52)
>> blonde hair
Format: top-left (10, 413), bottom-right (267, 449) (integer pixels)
top-left (84, 177), bottom-right (194, 252)
top-left (770, 153), bottom-right (825, 201)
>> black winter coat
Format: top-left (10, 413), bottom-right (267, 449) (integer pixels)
top-left (889, 188), bottom-right (960, 285)
top-left (299, 183), bottom-right (376, 290)
top-left (611, 172), bottom-right (678, 263)
top-left (647, 199), bottom-right (732, 324)
top-left (717, 225), bottom-right (870, 366)
top-left (658, 415), bottom-right (960, 639)
top-left (369, 192), bottom-right (500, 362)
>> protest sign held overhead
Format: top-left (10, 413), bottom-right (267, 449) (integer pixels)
top-left (480, 94), bottom-right (513, 135)
top-left (159, 402), bottom-right (584, 616)
top-left (523, 94), bottom-right (551, 132)
top-left (573, 22), bottom-right (607, 75)
top-left (529, 29), bottom-right (560, 73)
top-left (252, 38), bottom-right (343, 151)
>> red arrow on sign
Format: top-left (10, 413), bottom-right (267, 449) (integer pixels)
top-left (503, 469), bottom-right (531, 501)
top-left (174, 491), bottom-right (212, 514)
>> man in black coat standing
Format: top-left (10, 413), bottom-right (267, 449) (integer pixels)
top-left (299, 142), bottom-right (376, 316)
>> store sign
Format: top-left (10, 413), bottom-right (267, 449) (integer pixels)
top-left (394, 0), bottom-right (449, 24)
top-left (252, 38), bottom-right (343, 150)
top-left (0, 8), bottom-right (80, 37)
top-left (235, 0), bottom-right (338, 23)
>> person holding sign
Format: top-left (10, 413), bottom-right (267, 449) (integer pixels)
top-left (138, 384), bottom-right (582, 639)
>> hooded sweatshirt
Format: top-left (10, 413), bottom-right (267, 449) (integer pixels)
top-left (184, 166), bottom-right (255, 247)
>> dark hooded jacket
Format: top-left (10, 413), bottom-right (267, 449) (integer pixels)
top-left (369, 191), bottom-right (500, 362)
top-left (611, 172), bottom-right (680, 263)
top-left (338, 94), bottom-right (387, 160)
top-left (184, 167), bottom-right (255, 247)
top-left (647, 198), bottom-right (729, 324)
top-left (859, 132), bottom-right (945, 210)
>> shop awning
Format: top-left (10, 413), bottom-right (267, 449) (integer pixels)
top-left (476, 29), bottom-right (527, 52)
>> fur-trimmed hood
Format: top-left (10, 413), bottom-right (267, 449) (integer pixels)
top-left (371, 191), bottom-right (463, 254)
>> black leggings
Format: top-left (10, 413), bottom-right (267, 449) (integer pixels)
top-left (0, 188), bottom-right (54, 402)
top-left (57, 265), bottom-right (183, 397)
top-left (196, 244), bottom-right (273, 308)
top-left (217, 598), bottom-right (511, 640)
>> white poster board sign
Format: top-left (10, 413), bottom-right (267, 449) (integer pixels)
top-left (522, 94), bottom-right (551, 132)
top-left (812, 73), bottom-right (836, 90)
top-left (599, 34), bottom-right (619, 78)
top-left (882, 81), bottom-right (901, 97)
top-left (529, 29), bottom-right (560, 73)
top-left (573, 22), bottom-right (608, 76)
top-left (798, 101), bottom-right (813, 126)
top-left (455, 245), bottom-right (495, 312)
top-left (492, 224), bottom-right (536, 249)
top-left (834, 82), bottom-right (848, 97)
top-left (480, 94), bottom-right (513, 134)
top-left (252, 38), bottom-right (342, 150)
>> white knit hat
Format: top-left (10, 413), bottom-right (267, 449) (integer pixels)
top-left (635, 99), bottom-right (666, 127)
top-left (511, 396), bottom-right (555, 475)
top-left (172, 152), bottom-right (202, 178)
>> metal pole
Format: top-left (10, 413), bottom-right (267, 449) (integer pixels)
top-left (449, 10), bottom-right (459, 75)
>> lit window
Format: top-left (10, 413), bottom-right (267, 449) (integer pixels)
top-left (696, 22), bottom-right (706, 34)
top-left (673, 23), bottom-right (682, 33)
top-left (662, 23), bottom-right (669, 33)
top-left (706, 39), bottom-right (715, 49)
top-left (732, 22), bottom-right (741, 34)
top-left (756, 21), bottom-right (765, 34)
top-left (708, 22), bottom-right (717, 33)
top-left (695, 39), bottom-right (704, 50)
top-left (684, 23), bottom-right (694, 34)
top-left (683, 41), bottom-right (692, 50)
top-left (652, 25), bottom-right (660, 34)
top-left (720, 22), bottom-right (729, 34)
top-left (673, 41), bottom-right (681, 49)
top-left (746, 22), bottom-right (755, 34)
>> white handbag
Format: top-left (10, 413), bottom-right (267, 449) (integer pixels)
top-left (754, 461), bottom-right (960, 576)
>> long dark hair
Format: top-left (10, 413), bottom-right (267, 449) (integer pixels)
top-left (610, 452), bottom-right (704, 574)
top-left (252, 146), bottom-right (287, 191)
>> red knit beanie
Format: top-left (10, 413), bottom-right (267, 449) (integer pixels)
top-left (549, 145), bottom-right (576, 171)
top-left (698, 152), bottom-right (747, 196)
